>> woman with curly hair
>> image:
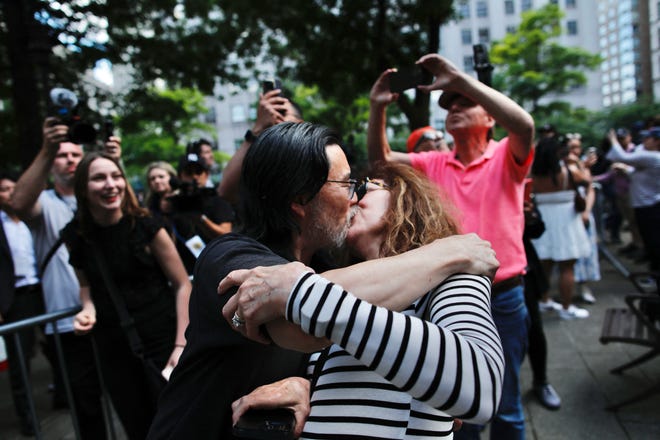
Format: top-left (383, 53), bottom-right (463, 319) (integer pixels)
top-left (224, 162), bottom-right (504, 439)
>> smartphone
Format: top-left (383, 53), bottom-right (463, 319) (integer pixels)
top-left (389, 66), bottom-right (427, 93)
top-left (262, 79), bottom-right (283, 94)
top-left (232, 408), bottom-right (295, 440)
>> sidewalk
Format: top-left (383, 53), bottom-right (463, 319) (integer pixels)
top-left (1, 243), bottom-right (659, 439)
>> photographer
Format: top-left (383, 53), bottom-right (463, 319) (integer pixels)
top-left (169, 153), bottom-right (234, 275)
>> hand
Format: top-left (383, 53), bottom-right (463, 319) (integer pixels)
top-left (219, 262), bottom-right (314, 344)
top-left (73, 308), bottom-right (96, 335)
top-left (253, 90), bottom-right (290, 134)
top-left (232, 377), bottom-right (311, 439)
top-left (103, 135), bottom-right (122, 160)
top-left (369, 69), bottom-right (399, 107)
top-left (608, 128), bottom-right (618, 146)
top-left (437, 234), bottom-right (499, 280)
top-left (42, 117), bottom-right (69, 155)
top-left (162, 345), bottom-right (185, 379)
top-left (453, 419), bottom-right (463, 432)
top-left (415, 54), bottom-right (462, 93)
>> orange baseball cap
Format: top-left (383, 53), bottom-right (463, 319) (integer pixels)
top-left (406, 126), bottom-right (436, 153)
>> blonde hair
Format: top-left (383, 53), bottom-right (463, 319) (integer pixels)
top-left (370, 162), bottom-right (461, 257)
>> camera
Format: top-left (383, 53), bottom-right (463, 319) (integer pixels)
top-left (167, 180), bottom-right (216, 213)
top-left (49, 88), bottom-right (97, 144)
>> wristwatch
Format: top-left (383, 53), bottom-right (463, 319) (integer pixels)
top-left (244, 129), bottom-right (257, 143)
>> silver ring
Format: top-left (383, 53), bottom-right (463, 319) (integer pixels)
top-left (231, 312), bottom-right (245, 328)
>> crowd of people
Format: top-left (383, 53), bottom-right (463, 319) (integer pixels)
top-left (0, 51), bottom-right (658, 440)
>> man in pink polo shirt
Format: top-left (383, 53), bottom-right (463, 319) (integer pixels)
top-left (367, 54), bottom-right (535, 440)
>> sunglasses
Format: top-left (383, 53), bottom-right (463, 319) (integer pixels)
top-left (326, 178), bottom-right (389, 201)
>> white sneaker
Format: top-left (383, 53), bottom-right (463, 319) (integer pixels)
top-left (539, 299), bottom-right (562, 312)
top-left (580, 285), bottom-right (596, 304)
top-left (558, 305), bottom-right (590, 320)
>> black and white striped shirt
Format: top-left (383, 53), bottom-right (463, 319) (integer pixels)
top-left (286, 273), bottom-right (504, 439)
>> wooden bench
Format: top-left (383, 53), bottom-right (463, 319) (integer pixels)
top-left (600, 294), bottom-right (660, 410)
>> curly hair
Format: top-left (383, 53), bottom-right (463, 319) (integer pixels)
top-left (368, 162), bottom-right (461, 257)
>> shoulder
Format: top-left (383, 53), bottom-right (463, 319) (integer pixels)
top-left (60, 217), bottom-right (81, 244)
top-left (134, 214), bottom-right (165, 240)
top-left (195, 233), bottom-right (288, 279)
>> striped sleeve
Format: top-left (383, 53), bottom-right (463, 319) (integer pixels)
top-left (286, 272), bottom-right (504, 424)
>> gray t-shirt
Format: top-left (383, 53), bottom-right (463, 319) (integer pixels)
top-left (30, 189), bottom-right (79, 334)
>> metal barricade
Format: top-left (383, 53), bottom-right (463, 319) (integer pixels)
top-left (0, 307), bottom-right (81, 439)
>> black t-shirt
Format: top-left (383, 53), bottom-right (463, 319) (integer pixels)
top-left (171, 194), bottom-right (235, 274)
top-left (146, 233), bottom-right (308, 440)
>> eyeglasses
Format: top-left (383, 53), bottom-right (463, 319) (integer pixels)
top-left (355, 178), bottom-right (388, 201)
top-left (326, 178), bottom-right (359, 200)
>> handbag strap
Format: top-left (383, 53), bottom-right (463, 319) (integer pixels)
top-left (90, 244), bottom-right (146, 359)
top-left (40, 236), bottom-right (64, 276)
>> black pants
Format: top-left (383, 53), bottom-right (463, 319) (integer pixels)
top-left (46, 332), bottom-right (107, 440)
top-left (635, 202), bottom-right (660, 275)
top-left (4, 284), bottom-right (45, 425)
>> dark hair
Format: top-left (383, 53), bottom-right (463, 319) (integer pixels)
top-left (73, 152), bottom-right (148, 239)
top-left (187, 138), bottom-right (213, 155)
top-left (0, 169), bottom-right (20, 183)
top-left (531, 137), bottom-right (563, 186)
top-left (239, 122), bottom-right (341, 248)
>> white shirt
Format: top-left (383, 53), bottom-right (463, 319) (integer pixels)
top-left (606, 142), bottom-right (660, 207)
top-left (1, 210), bottom-right (39, 288)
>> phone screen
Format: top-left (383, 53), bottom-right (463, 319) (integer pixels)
top-left (389, 66), bottom-right (427, 93)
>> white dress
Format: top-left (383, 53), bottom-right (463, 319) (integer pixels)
top-left (532, 190), bottom-right (591, 262)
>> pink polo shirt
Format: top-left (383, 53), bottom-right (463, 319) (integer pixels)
top-left (410, 137), bottom-right (533, 283)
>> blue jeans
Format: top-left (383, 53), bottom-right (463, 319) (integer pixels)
top-left (455, 285), bottom-right (529, 440)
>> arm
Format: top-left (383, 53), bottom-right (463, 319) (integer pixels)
top-left (150, 228), bottom-right (192, 368)
top-left (288, 272), bottom-right (504, 423)
top-left (366, 69), bottom-right (412, 165)
top-left (199, 216), bottom-right (232, 236)
top-left (73, 269), bottom-right (97, 335)
top-left (606, 129), bottom-right (660, 168)
top-left (417, 54), bottom-right (534, 164)
top-left (11, 118), bottom-right (68, 220)
top-left (218, 90), bottom-right (290, 204)
top-left (220, 234), bottom-right (498, 349)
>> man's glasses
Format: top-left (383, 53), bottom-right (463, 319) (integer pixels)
top-left (326, 179), bottom-right (359, 200)
top-left (355, 178), bottom-right (388, 201)
top-left (326, 178), bottom-right (388, 201)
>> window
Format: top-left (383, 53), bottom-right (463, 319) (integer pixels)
top-left (565, 0), bottom-right (576, 9)
top-left (549, 0), bottom-right (558, 4)
top-left (231, 104), bottom-right (246, 123)
top-left (505, 0), bottom-right (515, 15)
top-left (477, 1), bottom-right (488, 17)
top-left (458, 0), bottom-right (470, 18)
top-left (461, 29), bottom-right (472, 45)
top-left (521, 0), bottom-right (533, 12)
top-left (463, 55), bottom-right (474, 71)
top-left (203, 106), bottom-right (216, 124)
top-left (506, 25), bottom-right (517, 34)
top-left (567, 20), bottom-right (578, 35)
top-left (478, 28), bottom-right (490, 44)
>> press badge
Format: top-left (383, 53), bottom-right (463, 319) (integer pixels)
top-left (185, 235), bottom-right (205, 258)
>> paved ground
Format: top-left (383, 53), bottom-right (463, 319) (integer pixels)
top-left (1, 241), bottom-right (659, 439)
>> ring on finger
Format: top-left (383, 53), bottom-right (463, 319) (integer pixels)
top-left (231, 312), bottom-right (246, 328)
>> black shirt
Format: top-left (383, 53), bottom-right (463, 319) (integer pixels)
top-left (146, 233), bottom-right (308, 440)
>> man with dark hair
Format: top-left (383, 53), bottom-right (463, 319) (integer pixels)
top-left (368, 54), bottom-right (535, 440)
top-left (147, 122), bottom-right (499, 439)
top-left (187, 138), bottom-right (219, 188)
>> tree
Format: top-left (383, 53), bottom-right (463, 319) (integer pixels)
top-left (1, 1), bottom-right (456, 168)
top-left (489, 4), bottom-right (602, 118)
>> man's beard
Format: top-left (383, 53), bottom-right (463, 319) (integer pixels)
top-left (308, 201), bottom-right (356, 250)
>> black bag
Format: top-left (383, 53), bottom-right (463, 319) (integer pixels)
top-left (91, 245), bottom-right (167, 402)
